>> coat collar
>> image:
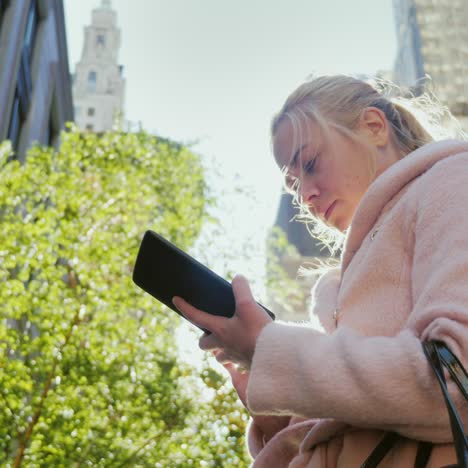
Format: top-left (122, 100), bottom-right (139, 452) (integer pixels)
top-left (341, 140), bottom-right (468, 272)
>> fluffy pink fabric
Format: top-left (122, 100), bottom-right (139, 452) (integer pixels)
top-left (245, 140), bottom-right (468, 467)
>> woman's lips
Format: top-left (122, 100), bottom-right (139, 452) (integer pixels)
top-left (324, 201), bottom-right (336, 221)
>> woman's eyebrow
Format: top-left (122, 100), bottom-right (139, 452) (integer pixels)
top-left (290, 143), bottom-right (309, 168)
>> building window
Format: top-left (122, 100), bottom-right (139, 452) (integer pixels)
top-left (17, 50), bottom-right (33, 118)
top-left (46, 94), bottom-right (60, 149)
top-left (0, 0), bottom-right (9, 27)
top-left (8, 1), bottom-right (38, 151)
top-left (85, 124), bottom-right (94, 132)
top-left (87, 107), bottom-right (95, 117)
top-left (45, 114), bottom-right (59, 148)
top-left (96, 34), bottom-right (105, 46)
top-left (0, 0), bottom-right (7, 21)
top-left (44, 116), bottom-right (51, 147)
top-left (87, 71), bottom-right (97, 93)
top-left (7, 93), bottom-right (21, 148)
top-left (24, 0), bottom-right (38, 62)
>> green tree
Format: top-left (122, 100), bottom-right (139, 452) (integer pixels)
top-left (0, 127), bottom-right (251, 467)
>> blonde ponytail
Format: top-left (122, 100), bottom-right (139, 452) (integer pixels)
top-left (272, 74), bottom-right (457, 160)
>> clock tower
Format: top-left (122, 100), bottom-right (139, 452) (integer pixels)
top-left (72, 0), bottom-right (125, 132)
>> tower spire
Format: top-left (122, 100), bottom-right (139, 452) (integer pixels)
top-left (72, 1), bottom-right (125, 132)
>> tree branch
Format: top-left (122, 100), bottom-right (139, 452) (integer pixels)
top-left (13, 305), bottom-right (80, 468)
top-left (115, 431), bottom-right (163, 468)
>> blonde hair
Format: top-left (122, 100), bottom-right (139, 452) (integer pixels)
top-left (271, 74), bottom-right (456, 252)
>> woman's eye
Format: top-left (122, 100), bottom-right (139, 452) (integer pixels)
top-left (303, 158), bottom-right (316, 174)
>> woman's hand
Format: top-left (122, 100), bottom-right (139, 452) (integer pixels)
top-left (222, 361), bottom-right (249, 407)
top-left (223, 361), bottom-right (291, 442)
top-left (172, 274), bottom-right (272, 370)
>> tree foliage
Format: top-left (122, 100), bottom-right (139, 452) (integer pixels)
top-left (0, 128), bottom-right (251, 466)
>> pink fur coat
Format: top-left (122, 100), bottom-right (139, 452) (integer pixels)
top-left (245, 140), bottom-right (468, 467)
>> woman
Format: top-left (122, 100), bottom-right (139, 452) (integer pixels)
top-left (173, 75), bottom-right (468, 467)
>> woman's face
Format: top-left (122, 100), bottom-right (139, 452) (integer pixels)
top-left (272, 117), bottom-right (377, 232)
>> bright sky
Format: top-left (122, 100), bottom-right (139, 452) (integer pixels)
top-left (64, 0), bottom-right (397, 292)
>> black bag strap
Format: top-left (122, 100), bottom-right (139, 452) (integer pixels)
top-left (435, 343), bottom-right (468, 400)
top-left (414, 441), bottom-right (433, 468)
top-left (423, 341), bottom-right (468, 467)
top-left (361, 341), bottom-right (468, 468)
top-left (361, 432), bottom-right (399, 468)
top-left (360, 434), bottom-right (432, 468)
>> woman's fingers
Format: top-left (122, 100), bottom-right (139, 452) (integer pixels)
top-left (172, 296), bottom-right (221, 333)
top-left (172, 300), bottom-right (224, 351)
top-left (174, 274), bottom-right (269, 370)
top-left (231, 274), bottom-right (255, 310)
top-left (199, 331), bottom-right (223, 351)
top-left (213, 350), bottom-right (231, 364)
top-left (223, 362), bottom-right (249, 406)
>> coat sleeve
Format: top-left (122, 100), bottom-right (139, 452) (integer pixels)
top-left (246, 154), bottom-right (468, 443)
top-left (246, 415), bottom-right (293, 457)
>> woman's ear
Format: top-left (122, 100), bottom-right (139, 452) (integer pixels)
top-left (357, 107), bottom-right (390, 148)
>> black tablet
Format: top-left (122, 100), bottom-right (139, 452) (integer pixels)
top-left (132, 230), bottom-right (275, 323)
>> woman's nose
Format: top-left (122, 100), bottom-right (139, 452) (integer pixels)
top-left (300, 177), bottom-right (320, 207)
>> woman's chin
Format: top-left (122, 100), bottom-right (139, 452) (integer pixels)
top-left (333, 215), bottom-right (350, 233)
